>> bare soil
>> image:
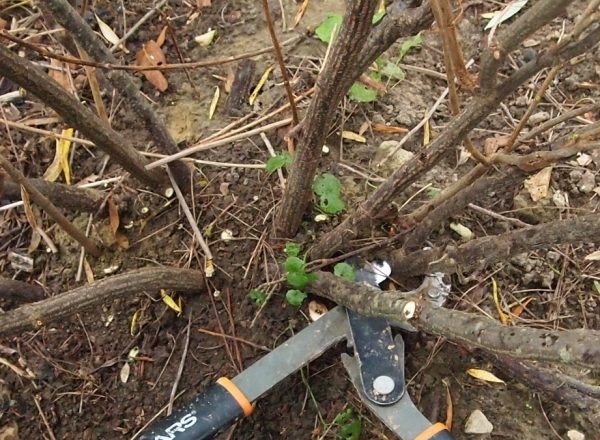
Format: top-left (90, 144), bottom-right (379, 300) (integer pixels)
top-left (1, 1), bottom-right (599, 439)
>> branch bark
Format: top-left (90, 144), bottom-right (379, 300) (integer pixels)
top-left (0, 267), bottom-right (204, 337)
top-left (0, 44), bottom-right (165, 188)
top-left (275, 0), bottom-right (379, 236)
top-left (390, 214), bottom-right (600, 277)
top-left (1, 178), bottom-right (115, 214)
top-left (307, 272), bottom-right (600, 369)
top-left (310, 16), bottom-right (600, 259)
top-left (0, 153), bottom-right (102, 257)
top-left (43, 0), bottom-right (192, 191)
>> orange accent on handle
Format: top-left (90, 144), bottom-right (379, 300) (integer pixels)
top-left (216, 377), bottom-right (254, 417)
top-left (414, 423), bottom-right (449, 440)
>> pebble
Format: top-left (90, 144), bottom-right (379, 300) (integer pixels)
top-left (373, 140), bottom-right (414, 174)
top-left (464, 410), bottom-right (493, 434)
top-left (528, 111), bottom-right (550, 125)
top-left (578, 171), bottom-right (596, 193)
top-left (567, 430), bottom-right (585, 440)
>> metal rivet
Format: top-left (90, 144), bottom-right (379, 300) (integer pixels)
top-left (373, 375), bottom-right (395, 395)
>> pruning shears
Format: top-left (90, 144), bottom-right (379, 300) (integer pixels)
top-left (139, 261), bottom-right (454, 440)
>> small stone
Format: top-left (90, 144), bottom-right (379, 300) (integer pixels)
top-left (567, 430), bottom-right (585, 440)
top-left (528, 111), bottom-right (550, 125)
top-left (373, 141), bottom-right (414, 175)
top-left (464, 410), bottom-right (493, 434)
top-left (552, 190), bottom-right (568, 209)
top-left (569, 170), bottom-right (583, 182)
top-left (576, 153), bottom-right (592, 167)
top-left (578, 171), bottom-right (596, 193)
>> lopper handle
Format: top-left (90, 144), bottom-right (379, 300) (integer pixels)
top-left (138, 378), bottom-right (253, 440)
top-left (414, 422), bottom-right (455, 440)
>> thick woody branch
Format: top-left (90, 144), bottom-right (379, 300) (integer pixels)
top-left (0, 44), bottom-right (165, 188)
top-left (479, 0), bottom-right (574, 89)
top-left (276, 0), bottom-right (379, 236)
top-left (390, 214), bottom-right (600, 277)
top-left (44, 0), bottom-right (192, 191)
top-left (2, 178), bottom-right (114, 214)
top-left (310, 20), bottom-right (600, 260)
top-left (0, 267), bottom-right (204, 337)
top-left (307, 272), bottom-right (600, 369)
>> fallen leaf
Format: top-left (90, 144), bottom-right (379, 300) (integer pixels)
top-left (0, 422), bottom-right (18, 440)
top-left (115, 231), bottom-right (130, 249)
top-left (492, 278), bottom-right (509, 325)
top-left (119, 362), bottom-right (130, 383)
top-left (156, 26), bottom-right (168, 47)
top-left (484, 0), bottom-right (528, 30)
top-left (484, 135), bottom-right (510, 156)
top-left (130, 310), bottom-right (141, 336)
top-left (20, 186), bottom-right (41, 253)
top-left (83, 257), bottom-right (95, 284)
top-left (293, 0), bottom-right (309, 28)
top-left (423, 118), bottom-right (430, 145)
top-left (209, 86), bottom-right (220, 120)
top-left (308, 300), bottom-right (328, 321)
top-left (135, 40), bottom-right (168, 92)
top-left (249, 66), bottom-right (273, 105)
top-left (161, 289), bottom-right (182, 314)
top-left (524, 166), bottom-right (552, 202)
top-left (0, 17), bottom-right (7, 31)
top-left (443, 379), bottom-right (453, 430)
top-left (194, 28), bottom-right (217, 46)
top-left (449, 222), bottom-right (473, 240)
top-left (584, 250), bottom-right (600, 261)
top-left (43, 128), bottom-right (73, 183)
top-left (372, 123), bottom-right (408, 134)
top-left (197, 0), bottom-right (211, 7)
top-left (466, 368), bottom-right (506, 384)
top-left (95, 14), bottom-right (127, 52)
top-left (48, 58), bottom-right (71, 92)
top-left (511, 297), bottom-right (534, 318)
top-left (341, 130), bottom-right (366, 143)
top-left (108, 197), bottom-right (120, 235)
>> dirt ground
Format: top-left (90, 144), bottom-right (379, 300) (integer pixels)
top-left (1, 0), bottom-right (599, 439)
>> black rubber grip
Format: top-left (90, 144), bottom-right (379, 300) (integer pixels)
top-left (138, 382), bottom-right (245, 440)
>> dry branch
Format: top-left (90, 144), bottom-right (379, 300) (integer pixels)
top-left (0, 154), bottom-right (102, 257)
top-left (276, 0), bottom-right (379, 236)
top-left (308, 272), bottom-right (600, 369)
top-left (0, 44), bottom-right (165, 188)
top-left (44, 0), bottom-right (192, 191)
top-left (310, 13), bottom-right (600, 259)
top-left (1, 179), bottom-right (113, 214)
top-left (390, 214), bottom-right (600, 277)
top-left (0, 267), bottom-right (204, 337)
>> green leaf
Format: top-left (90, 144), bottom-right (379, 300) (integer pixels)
top-left (320, 195), bottom-right (345, 214)
top-left (594, 280), bottom-right (600, 295)
top-left (313, 173), bottom-right (346, 214)
top-left (372, 10), bottom-right (386, 24)
top-left (286, 289), bottom-right (307, 306)
top-left (247, 289), bottom-right (267, 306)
top-left (380, 61), bottom-right (405, 80)
top-left (285, 242), bottom-right (301, 257)
top-left (399, 32), bottom-right (423, 60)
top-left (334, 262), bottom-right (356, 281)
top-left (340, 419), bottom-right (362, 440)
top-left (313, 173), bottom-right (342, 194)
top-left (265, 152), bottom-right (292, 173)
top-left (287, 271), bottom-right (310, 289)
top-left (315, 14), bottom-right (343, 43)
top-left (348, 82), bottom-right (378, 103)
top-left (285, 256), bottom-right (305, 273)
top-left (427, 187), bottom-right (441, 198)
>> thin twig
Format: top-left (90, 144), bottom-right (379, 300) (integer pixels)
top-left (109, 0), bottom-right (167, 52)
top-left (167, 313), bottom-right (192, 416)
top-left (33, 396), bottom-right (57, 440)
top-left (260, 132), bottom-right (286, 188)
top-left (166, 168), bottom-right (213, 261)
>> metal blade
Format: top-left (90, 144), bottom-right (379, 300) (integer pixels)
top-left (342, 350), bottom-right (433, 440)
top-left (232, 306), bottom-right (350, 402)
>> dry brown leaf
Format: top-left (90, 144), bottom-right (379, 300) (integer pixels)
top-left (48, 58), bottom-right (71, 91)
top-left (584, 250), bottom-right (600, 261)
top-left (197, 0), bottom-right (211, 7)
top-left (115, 231), bottom-right (130, 250)
top-left (156, 26), bottom-right (168, 47)
top-left (135, 40), bottom-right (168, 92)
top-left (466, 368), bottom-right (506, 384)
top-left (511, 297), bottom-right (534, 318)
top-left (443, 379), bottom-right (453, 430)
top-left (484, 135), bottom-right (510, 156)
top-left (0, 422), bottom-right (18, 440)
top-left (108, 198), bottom-right (120, 235)
top-left (293, 0), bottom-right (310, 28)
top-left (524, 166), bottom-right (552, 202)
top-left (372, 123), bottom-right (408, 134)
top-left (0, 17), bottom-right (8, 32)
top-left (224, 67), bottom-right (235, 93)
top-left (83, 257), bottom-right (95, 284)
